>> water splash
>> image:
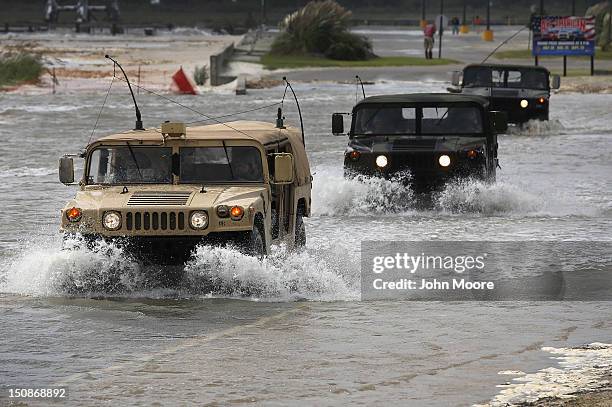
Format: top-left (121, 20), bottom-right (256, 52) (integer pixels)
top-left (434, 179), bottom-right (542, 215)
top-left (508, 119), bottom-right (565, 137)
top-left (311, 166), bottom-right (415, 216)
top-left (0, 236), bottom-right (359, 302)
top-left (182, 243), bottom-right (358, 301)
top-left (0, 236), bottom-right (146, 296)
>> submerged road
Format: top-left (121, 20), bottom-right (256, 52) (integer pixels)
top-left (0, 78), bottom-right (611, 405)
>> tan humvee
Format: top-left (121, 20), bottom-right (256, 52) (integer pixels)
top-left (59, 120), bottom-right (312, 263)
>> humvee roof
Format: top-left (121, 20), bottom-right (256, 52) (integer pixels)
top-left (96, 120), bottom-right (300, 145)
top-left (355, 93), bottom-right (490, 107)
top-left (463, 63), bottom-right (551, 73)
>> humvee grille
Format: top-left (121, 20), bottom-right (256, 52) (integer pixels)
top-left (392, 152), bottom-right (441, 170)
top-left (127, 192), bottom-right (192, 206)
top-left (125, 211), bottom-right (187, 231)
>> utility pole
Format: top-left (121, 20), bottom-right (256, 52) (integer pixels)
top-left (438, 0), bottom-right (444, 58)
top-left (421, 0), bottom-right (426, 28)
top-left (483, 0), bottom-right (493, 41)
top-left (460, 0), bottom-right (469, 33)
top-left (571, 0), bottom-right (576, 16)
top-left (608, 0), bottom-right (612, 50)
top-left (261, 0), bottom-right (266, 26)
top-left (540, 0), bottom-right (544, 15)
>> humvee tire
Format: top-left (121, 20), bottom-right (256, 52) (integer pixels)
top-left (241, 226), bottom-right (265, 259)
top-left (295, 214), bottom-right (306, 249)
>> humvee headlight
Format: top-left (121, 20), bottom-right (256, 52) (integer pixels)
top-left (375, 155), bottom-right (388, 168)
top-left (190, 211), bottom-right (209, 230)
top-left (66, 207), bottom-right (82, 223)
top-left (520, 99), bottom-right (529, 108)
top-left (438, 155), bottom-right (451, 167)
top-left (102, 211), bottom-right (121, 230)
top-left (230, 206), bottom-right (244, 220)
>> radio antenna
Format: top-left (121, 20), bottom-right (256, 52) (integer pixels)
top-left (105, 55), bottom-right (144, 130)
top-left (282, 77), bottom-right (305, 146)
top-left (356, 75), bottom-right (366, 99)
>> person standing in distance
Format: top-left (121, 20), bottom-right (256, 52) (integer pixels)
top-left (423, 22), bottom-right (436, 59)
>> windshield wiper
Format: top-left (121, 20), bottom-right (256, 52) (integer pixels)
top-left (221, 141), bottom-right (234, 180)
top-left (125, 142), bottom-right (143, 180)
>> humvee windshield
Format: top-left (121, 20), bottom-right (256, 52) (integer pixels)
top-left (463, 66), bottom-right (548, 90)
top-left (88, 146), bottom-right (173, 184)
top-left (353, 106), bottom-right (483, 136)
top-left (87, 145), bottom-right (264, 184)
top-left (180, 146), bottom-right (263, 183)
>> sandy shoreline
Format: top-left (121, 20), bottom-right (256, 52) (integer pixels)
top-left (3, 27), bottom-right (612, 95)
top-left (1, 28), bottom-right (240, 93)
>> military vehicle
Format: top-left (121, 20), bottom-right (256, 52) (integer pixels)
top-left (59, 120), bottom-right (312, 264)
top-left (331, 94), bottom-right (507, 192)
top-left (450, 64), bottom-right (560, 124)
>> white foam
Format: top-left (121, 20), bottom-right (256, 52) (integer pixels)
top-left (483, 343), bottom-right (612, 406)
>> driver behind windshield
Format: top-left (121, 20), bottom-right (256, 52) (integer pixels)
top-left (232, 149), bottom-right (263, 182)
top-left (358, 108), bottom-right (405, 134)
top-left (464, 68), bottom-right (492, 87)
top-left (111, 148), bottom-right (171, 183)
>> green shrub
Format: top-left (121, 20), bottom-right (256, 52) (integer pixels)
top-left (270, 0), bottom-right (374, 61)
top-left (0, 53), bottom-right (43, 87)
top-left (193, 65), bottom-right (209, 86)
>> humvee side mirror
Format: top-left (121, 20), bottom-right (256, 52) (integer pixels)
top-left (451, 71), bottom-right (462, 87)
top-left (551, 75), bottom-right (561, 90)
top-left (491, 111), bottom-right (508, 133)
top-left (332, 113), bottom-right (344, 135)
top-left (272, 153), bottom-right (294, 184)
top-left (59, 156), bottom-right (75, 185)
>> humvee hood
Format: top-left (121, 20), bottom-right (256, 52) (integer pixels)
top-left (367, 136), bottom-right (486, 153)
top-left (72, 185), bottom-right (266, 210)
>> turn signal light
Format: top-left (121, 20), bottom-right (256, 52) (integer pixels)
top-left (349, 151), bottom-right (360, 161)
top-left (216, 205), bottom-right (229, 218)
top-left (230, 206), bottom-right (244, 220)
top-left (466, 149), bottom-right (478, 159)
top-left (66, 207), bottom-right (82, 222)
top-left (537, 97), bottom-right (546, 104)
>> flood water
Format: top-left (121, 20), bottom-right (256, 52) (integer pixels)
top-left (0, 80), bottom-right (611, 406)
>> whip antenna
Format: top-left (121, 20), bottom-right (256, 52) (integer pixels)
top-left (283, 77), bottom-right (305, 146)
top-left (356, 75), bottom-right (366, 99)
top-left (105, 55), bottom-right (144, 130)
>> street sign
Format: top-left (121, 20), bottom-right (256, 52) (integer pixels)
top-left (435, 14), bottom-right (449, 30)
top-left (531, 16), bottom-right (596, 56)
